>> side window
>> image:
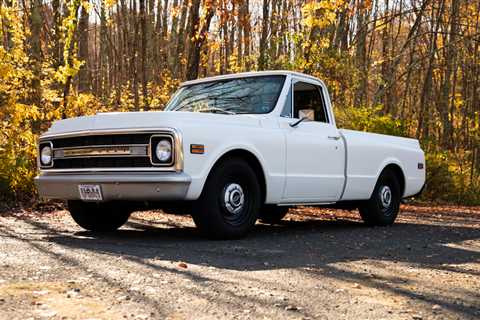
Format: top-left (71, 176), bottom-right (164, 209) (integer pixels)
top-left (280, 85), bottom-right (292, 117)
top-left (293, 82), bottom-right (329, 123)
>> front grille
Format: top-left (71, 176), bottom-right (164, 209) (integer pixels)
top-left (40, 131), bottom-right (176, 171)
top-left (51, 134), bottom-right (152, 149)
top-left (53, 157), bottom-right (152, 169)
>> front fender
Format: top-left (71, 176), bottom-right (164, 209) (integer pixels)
top-left (182, 127), bottom-right (286, 202)
top-left (184, 143), bottom-right (269, 201)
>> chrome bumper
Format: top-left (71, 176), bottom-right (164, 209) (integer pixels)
top-left (35, 172), bottom-right (191, 201)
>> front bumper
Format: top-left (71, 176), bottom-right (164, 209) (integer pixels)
top-left (35, 172), bottom-right (191, 201)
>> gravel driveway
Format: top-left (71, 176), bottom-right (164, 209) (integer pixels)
top-left (0, 204), bottom-right (479, 320)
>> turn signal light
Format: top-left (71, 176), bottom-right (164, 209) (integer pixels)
top-left (190, 144), bottom-right (205, 154)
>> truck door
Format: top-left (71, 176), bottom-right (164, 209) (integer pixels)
top-left (279, 79), bottom-right (346, 202)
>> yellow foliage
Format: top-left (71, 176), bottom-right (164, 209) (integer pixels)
top-left (302, 0), bottom-right (344, 29)
top-left (0, 7), bottom-right (39, 199)
top-left (103, 0), bottom-right (118, 8)
top-left (0, 3), bottom-right (179, 200)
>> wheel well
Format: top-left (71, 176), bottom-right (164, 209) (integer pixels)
top-left (382, 164), bottom-right (406, 197)
top-left (209, 149), bottom-right (267, 204)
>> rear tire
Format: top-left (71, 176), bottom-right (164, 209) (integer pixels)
top-left (358, 169), bottom-right (401, 226)
top-left (259, 205), bottom-right (289, 224)
top-left (191, 158), bottom-right (261, 239)
top-left (67, 201), bottom-right (132, 232)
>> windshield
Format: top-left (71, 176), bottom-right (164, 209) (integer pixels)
top-left (165, 75), bottom-right (285, 114)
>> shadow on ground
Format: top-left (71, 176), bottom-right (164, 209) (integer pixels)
top-left (21, 211), bottom-right (480, 272)
top-left (4, 208), bottom-right (480, 318)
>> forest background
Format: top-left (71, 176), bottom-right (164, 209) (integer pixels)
top-left (0, 0), bottom-right (479, 205)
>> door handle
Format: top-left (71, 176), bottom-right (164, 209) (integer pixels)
top-left (328, 135), bottom-right (341, 141)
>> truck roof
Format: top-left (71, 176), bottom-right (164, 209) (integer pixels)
top-left (181, 70), bottom-right (322, 87)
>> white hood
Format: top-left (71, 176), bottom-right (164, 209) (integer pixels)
top-left (44, 111), bottom-right (263, 136)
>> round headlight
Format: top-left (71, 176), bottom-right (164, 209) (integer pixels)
top-left (155, 139), bottom-right (172, 162)
top-left (40, 145), bottom-right (52, 166)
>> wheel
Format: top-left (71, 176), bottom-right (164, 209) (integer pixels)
top-left (358, 169), bottom-right (401, 226)
top-left (259, 205), bottom-right (289, 224)
top-left (67, 201), bottom-right (132, 232)
top-left (191, 158), bottom-right (261, 239)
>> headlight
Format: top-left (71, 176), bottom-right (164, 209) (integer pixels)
top-left (150, 135), bottom-right (174, 165)
top-left (40, 144), bottom-right (52, 166)
top-left (155, 139), bottom-right (172, 162)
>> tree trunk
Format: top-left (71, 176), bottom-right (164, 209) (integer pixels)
top-left (242, 0), bottom-right (251, 69)
top-left (174, 0), bottom-right (189, 78)
top-left (62, 1), bottom-right (83, 118)
top-left (186, 0), bottom-right (215, 80)
top-left (354, 1), bottom-right (368, 107)
top-left (417, 0), bottom-right (444, 140)
top-left (29, 0), bottom-right (43, 133)
top-left (437, 0), bottom-right (460, 149)
top-left (258, 0), bottom-right (269, 70)
top-left (140, 0), bottom-right (148, 109)
top-left (78, 2), bottom-right (90, 93)
top-left (168, 0), bottom-right (179, 70)
top-left (29, 0), bottom-right (43, 105)
top-left (236, 1), bottom-right (243, 67)
top-left (51, 0), bottom-right (63, 68)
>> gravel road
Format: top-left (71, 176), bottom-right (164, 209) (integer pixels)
top-left (0, 204), bottom-right (479, 320)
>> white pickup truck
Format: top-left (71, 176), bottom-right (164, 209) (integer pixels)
top-left (36, 71), bottom-right (425, 239)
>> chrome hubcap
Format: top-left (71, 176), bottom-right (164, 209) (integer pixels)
top-left (379, 186), bottom-right (392, 208)
top-left (223, 183), bottom-right (245, 215)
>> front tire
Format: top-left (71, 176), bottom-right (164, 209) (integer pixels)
top-left (191, 158), bottom-right (261, 239)
top-left (358, 169), bottom-right (401, 226)
top-left (67, 201), bottom-right (132, 232)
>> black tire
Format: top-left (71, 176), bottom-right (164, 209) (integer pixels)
top-left (191, 158), bottom-right (261, 239)
top-left (358, 169), bottom-right (401, 226)
top-left (67, 201), bottom-right (132, 232)
top-left (259, 205), bottom-right (289, 224)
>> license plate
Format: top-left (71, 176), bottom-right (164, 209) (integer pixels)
top-left (78, 185), bottom-right (103, 201)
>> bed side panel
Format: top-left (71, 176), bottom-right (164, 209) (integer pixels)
top-left (340, 129), bottom-right (425, 200)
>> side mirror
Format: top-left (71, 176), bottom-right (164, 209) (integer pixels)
top-left (289, 109), bottom-right (314, 127)
top-left (289, 117), bottom-right (309, 128)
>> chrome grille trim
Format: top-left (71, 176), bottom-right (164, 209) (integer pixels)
top-left (53, 144), bottom-right (149, 159)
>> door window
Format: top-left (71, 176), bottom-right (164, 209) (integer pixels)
top-left (293, 82), bottom-right (329, 123)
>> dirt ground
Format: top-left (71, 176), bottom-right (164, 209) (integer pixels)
top-left (0, 204), bottom-right (479, 320)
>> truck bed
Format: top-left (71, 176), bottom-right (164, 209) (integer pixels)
top-left (340, 129), bottom-right (425, 200)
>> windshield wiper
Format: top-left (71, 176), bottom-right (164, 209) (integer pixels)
top-left (197, 107), bottom-right (237, 115)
